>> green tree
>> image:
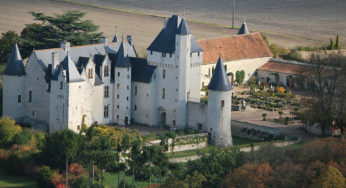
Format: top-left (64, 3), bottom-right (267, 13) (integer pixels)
top-left (0, 117), bottom-right (22, 147)
top-left (184, 171), bottom-right (207, 188)
top-left (235, 70), bottom-right (245, 85)
top-left (37, 166), bottom-right (54, 188)
top-left (0, 31), bottom-right (20, 64)
top-left (20, 10), bottom-right (102, 58)
top-left (329, 38), bottom-right (335, 50)
top-left (309, 166), bottom-right (345, 188)
top-left (335, 34), bottom-right (341, 50)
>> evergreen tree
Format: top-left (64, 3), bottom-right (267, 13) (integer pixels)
top-left (0, 31), bottom-right (20, 64)
top-left (20, 10), bottom-right (103, 57)
top-left (329, 38), bottom-right (335, 50)
top-left (335, 34), bottom-right (341, 50)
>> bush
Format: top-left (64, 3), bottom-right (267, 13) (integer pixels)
top-left (0, 117), bottom-right (22, 147)
top-left (235, 70), bottom-right (245, 85)
top-left (37, 166), bottom-right (54, 188)
top-left (12, 128), bottom-right (32, 146)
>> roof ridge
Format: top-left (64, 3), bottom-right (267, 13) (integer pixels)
top-left (197, 32), bottom-right (260, 42)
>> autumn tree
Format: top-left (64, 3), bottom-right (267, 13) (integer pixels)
top-left (0, 117), bottom-right (22, 147)
top-left (299, 54), bottom-right (346, 134)
top-left (309, 166), bottom-right (345, 188)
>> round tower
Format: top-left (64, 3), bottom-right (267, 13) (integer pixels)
top-left (2, 43), bottom-right (26, 122)
top-left (207, 56), bottom-right (233, 147)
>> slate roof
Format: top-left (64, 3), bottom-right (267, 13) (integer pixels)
top-left (147, 15), bottom-right (202, 54)
top-left (112, 34), bottom-right (118, 42)
top-left (76, 56), bottom-right (90, 73)
top-left (238, 20), bottom-right (250, 35)
top-left (3, 43), bottom-right (26, 76)
top-left (208, 56), bottom-right (232, 91)
top-left (52, 54), bottom-right (84, 83)
top-left (130, 57), bottom-right (156, 83)
top-left (198, 33), bottom-right (272, 65)
top-left (94, 54), bottom-right (106, 76)
top-left (115, 41), bottom-right (131, 68)
top-left (177, 17), bottom-right (191, 35)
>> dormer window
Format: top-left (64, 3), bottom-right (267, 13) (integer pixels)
top-left (88, 69), bottom-right (93, 79)
top-left (198, 52), bottom-right (200, 56)
top-left (150, 50), bottom-right (153, 55)
top-left (104, 65), bottom-right (109, 77)
top-left (162, 53), bottom-right (166, 57)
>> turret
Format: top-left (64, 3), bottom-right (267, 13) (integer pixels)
top-left (207, 56), bottom-right (233, 147)
top-left (113, 41), bottom-right (132, 125)
top-left (238, 19), bottom-right (250, 35)
top-left (2, 43), bottom-right (26, 121)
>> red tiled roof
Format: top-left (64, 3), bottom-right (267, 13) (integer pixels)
top-left (258, 61), bottom-right (301, 75)
top-left (198, 33), bottom-right (272, 65)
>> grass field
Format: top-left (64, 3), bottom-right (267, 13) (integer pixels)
top-left (0, 170), bottom-right (37, 188)
top-left (104, 172), bottom-right (162, 188)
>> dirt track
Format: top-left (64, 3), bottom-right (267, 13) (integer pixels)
top-left (0, 0), bottom-right (345, 53)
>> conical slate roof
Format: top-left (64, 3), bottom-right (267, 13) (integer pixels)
top-left (3, 43), bottom-right (26, 76)
top-left (238, 20), bottom-right (250, 35)
top-left (115, 41), bottom-right (131, 67)
top-left (112, 34), bottom-right (118, 42)
top-left (53, 53), bottom-right (84, 83)
top-left (177, 17), bottom-right (191, 35)
top-left (208, 56), bottom-right (232, 91)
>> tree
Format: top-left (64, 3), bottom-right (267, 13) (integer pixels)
top-left (329, 38), bottom-right (335, 50)
top-left (37, 166), bottom-right (54, 188)
top-left (298, 54), bottom-right (346, 134)
top-left (335, 34), bottom-right (341, 50)
top-left (20, 10), bottom-right (103, 58)
top-left (235, 70), bottom-right (245, 85)
top-left (309, 166), bottom-right (345, 188)
top-left (0, 31), bottom-right (20, 64)
top-left (184, 171), bottom-right (207, 188)
top-left (0, 117), bottom-right (22, 147)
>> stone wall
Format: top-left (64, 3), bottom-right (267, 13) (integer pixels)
top-left (231, 120), bottom-right (281, 140)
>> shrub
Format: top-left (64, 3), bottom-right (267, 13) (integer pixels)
top-left (12, 128), bottom-right (32, 146)
top-left (262, 113), bottom-right (267, 121)
top-left (235, 70), bottom-right (245, 85)
top-left (37, 166), bottom-right (54, 188)
top-left (0, 117), bottom-right (22, 147)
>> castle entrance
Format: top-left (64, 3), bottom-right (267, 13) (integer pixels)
top-left (160, 112), bottom-right (166, 126)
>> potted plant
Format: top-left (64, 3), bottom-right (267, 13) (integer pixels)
top-left (262, 113), bottom-right (267, 121)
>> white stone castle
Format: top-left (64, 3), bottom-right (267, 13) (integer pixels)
top-left (3, 15), bottom-right (233, 146)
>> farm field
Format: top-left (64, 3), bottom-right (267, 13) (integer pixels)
top-left (1, 0), bottom-right (345, 55)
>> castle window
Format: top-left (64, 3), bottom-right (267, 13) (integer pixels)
top-left (134, 105), bottom-right (137, 111)
top-left (118, 72), bottom-right (120, 77)
top-left (173, 120), bottom-right (176, 126)
top-left (221, 100), bottom-right (225, 107)
top-left (117, 83), bottom-right (120, 88)
top-left (32, 111), bottom-right (35, 117)
top-left (104, 86), bottom-right (109, 98)
top-left (117, 94), bottom-right (119, 99)
top-left (162, 53), bottom-right (166, 57)
top-left (60, 82), bottom-right (63, 89)
top-left (135, 86), bottom-right (137, 96)
top-left (126, 96), bottom-right (129, 101)
top-left (77, 125), bottom-right (80, 130)
top-left (162, 88), bottom-right (165, 99)
top-left (117, 115), bottom-right (119, 119)
top-left (198, 52), bottom-right (200, 56)
top-left (127, 85), bottom-right (129, 90)
top-left (117, 105), bottom-right (119, 109)
top-left (88, 69), bottom-right (93, 79)
top-left (163, 69), bottom-right (166, 79)
top-left (29, 91), bottom-right (32, 103)
top-left (104, 106), bottom-right (109, 118)
top-left (150, 50), bottom-right (153, 55)
top-left (127, 75), bottom-right (129, 79)
top-left (169, 53), bottom-right (172, 58)
top-left (104, 65), bottom-right (109, 77)
top-left (17, 95), bottom-right (22, 103)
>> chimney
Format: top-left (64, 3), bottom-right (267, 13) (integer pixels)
top-left (52, 52), bottom-right (59, 73)
top-left (163, 18), bottom-right (168, 28)
top-left (127, 35), bottom-right (133, 46)
top-left (60, 42), bottom-right (70, 52)
top-left (100, 37), bottom-right (108, 44)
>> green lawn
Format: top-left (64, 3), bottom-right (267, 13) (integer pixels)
top-left (0, 170), bottom-right (37, 188)
top-left (104, 172), bottom-right (162, 188)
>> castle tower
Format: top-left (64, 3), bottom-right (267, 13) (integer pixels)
top-left (113, 41), bottom-right (132, 125)
top-left (238, 19), bottom-right (250, 35)
top-left (207, 56), bottom-right (233, 147)
top-left (146, 15), bottom-right (202, 128)
top-left (2, 43), bottom-right (26, 121)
